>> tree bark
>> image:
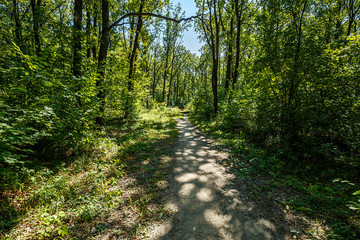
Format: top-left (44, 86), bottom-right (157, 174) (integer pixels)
top-left (95, 0), bottom-right (110, 126)
top-left (92, 2), bottom-right (98, 59)
top-left (225, 16), bottom-right (234, 94)
top-left (128, 0), bottom-right (144, 90)
top-left (175, 72), bottom-right (179, 105)
top-left (30, 0), bottom-right (41, 55)
top-left (124, 0), bottom-right (145, 119)
top-left (162, 44), bottom-right (170, 103)
top-left (12, 0), bottom-right (22, 48)
top-left (167, 46), bottom-right (176, 107)
top-left (73, 0), bottom-right (83, 77)
top-left (152, 45), bottom-right (160, 101)
top-left (209, 0), bottom-right (220, 114)
top-left (232, 0), bottom-right (244, 90)
top-left (86, 3), bottom-right (91, 59)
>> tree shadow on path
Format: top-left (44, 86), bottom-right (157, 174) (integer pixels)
top-left (150, 117), bottom-right (290, 240)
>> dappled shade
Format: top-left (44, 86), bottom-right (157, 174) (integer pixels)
top-left (151, 117), bottom-right (288, 239)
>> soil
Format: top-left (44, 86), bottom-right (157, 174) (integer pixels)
top-left (148, 116), bottom-right (293, 240)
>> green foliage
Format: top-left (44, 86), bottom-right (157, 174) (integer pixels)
top-left (188, 87), bottom-right (214, 120)
top-left (1, 107), bottom-right (180, 239)
top-left (189, 113), bottom-right (360, 239)
top-left (30, 176), bottom-right (70, 205)
top-left (1, 0), bottom-right (360, 238)
top-left (0, 43), bottom-right (98, 189)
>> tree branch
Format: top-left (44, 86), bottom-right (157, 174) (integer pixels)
top-left (109, 12), bottom-right (198, 30)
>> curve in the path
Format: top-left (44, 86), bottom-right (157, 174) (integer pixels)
top-left (150, 117), bottom-right (288, 240)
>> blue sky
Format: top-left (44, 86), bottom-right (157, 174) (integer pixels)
top-left (171, 0), bottom-right (203, 55)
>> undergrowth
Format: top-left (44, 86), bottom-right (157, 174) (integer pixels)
top-left (189, 113), bottom-right (360, 240)
top-left (0, 107), bottom-right (182, 240)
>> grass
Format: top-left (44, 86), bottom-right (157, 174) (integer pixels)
top-left (0, 107), bottom-right (183, 240)
top-left (188, 113), bottom-right (360, 240)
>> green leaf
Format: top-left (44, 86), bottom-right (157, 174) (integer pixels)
top-left (353, 190), bottom-right (360, 196)
top-left (57, 224), bottom-right (69, 237)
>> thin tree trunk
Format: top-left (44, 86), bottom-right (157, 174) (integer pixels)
top-left (162, 45), bottom-right (170, 103)
top-left (12, 0), bottom-right (22, 48)
top-left (86, 4), bottom-right (91, 59)
top-left (95, 0), bottom-right (110, 126)
top-left (128, 0), bottom-right (144, 90)
top-left (152, 46), bottom-right (159, 100)
top-left (73, 0), bottom-right (83, 77)
top-left (92, 2), bottom-right (97, 59)
top-left (124, 0), bottom-right (144, 119)
top-left (30, 0), bottom-right (41, 55)
top-left (288, 0), bottom-right (307, 106)
top-left (210, 0), bottom-right (220, 114)
top-left (225, 17), bottom-right (234, 94)
top-left (167, 47), bottom-right (176, 107)
top-left (232, 0), bottom-right (243, 90)
top-left (175, 72), bottom-right (179, 105)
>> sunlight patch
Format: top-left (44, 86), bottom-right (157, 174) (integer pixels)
top-left (204, 209), bottom-right (232, 228)
top-left (179, 183), bottom-right (195, 197)
top-left (196, 188), bottom-right (214, 202)
top-left (175, 173), bottom-right (198, 183)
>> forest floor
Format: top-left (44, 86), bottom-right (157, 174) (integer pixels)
top-left (1, 108), bottom-right (182, 240)
top-left (1, 108), bottom-right (358, 239)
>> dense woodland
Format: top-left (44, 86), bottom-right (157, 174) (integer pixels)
top-left (1, 0), bottom-right (360, 239)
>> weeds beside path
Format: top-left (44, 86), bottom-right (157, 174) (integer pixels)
top-left (188, 115), bottom-right (360, 240)
top-left (2, 107), bottom-right (358, 239)
top-left (1, 107), bottom-right (182, 240)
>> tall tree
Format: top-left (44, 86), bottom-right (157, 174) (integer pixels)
top-left (73, 0), bottom-right (83, 77)
top-left (128, 0), bottom-right (145, 90)
top-left (96, 0), bottom-right (110, 126)
top-left (30, 0), bottom-right (42, 55)
top-left (12, 0), bottom-right (22, 48)
top-left (232, 0), bottom-right (246, 90)
top-left (197, 0), bottom-right (221, 113)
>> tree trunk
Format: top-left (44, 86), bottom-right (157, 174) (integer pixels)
top-left (124, 0), bottom-right (144, 119)
top-left (175, 72), bottom-right (179, 105)
top-left (232, 0), bottom-right (243, 90)
top-left (285, 0), bottom-right (307, 146)
top-left (128, 0), bottom-right (144, 90)
top-left (12, 0), bottom-right (22, 48)
top-left (30, 0), bottom-right (41, 55)
top-left (212, 54), bottom-right (218, 114)
top-left (288, 0), bottom-right (307, 107)
top-left (95, 0), bottom-right (110, 126)
top-left (152, 46), bottom-right (158, 101)
top-left (167, 47), bottom-right (176, 107)
top-left (225, 17), bottom-right (234, 94)
top-left (86, 4), bottom-right (91, 59)
top-left (92, 2), bottom-right (97, 59)
top-left (212, 0), bottom-right (220, 114)
top-left (73, 0), bottom-right (83, 77)
top-left (162, 69), bottom-right (168, 103)
top-left (162, 45), bottom-right (170, 103)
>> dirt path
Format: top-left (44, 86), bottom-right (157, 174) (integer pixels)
top-left (150, 116), bottom-right (289, 239)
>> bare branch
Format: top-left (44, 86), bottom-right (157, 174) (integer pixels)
top-left (109, 12), bottom-right (199, 30)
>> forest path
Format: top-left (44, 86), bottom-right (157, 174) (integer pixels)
top-left (149, 116), bottom-right (288, 240)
